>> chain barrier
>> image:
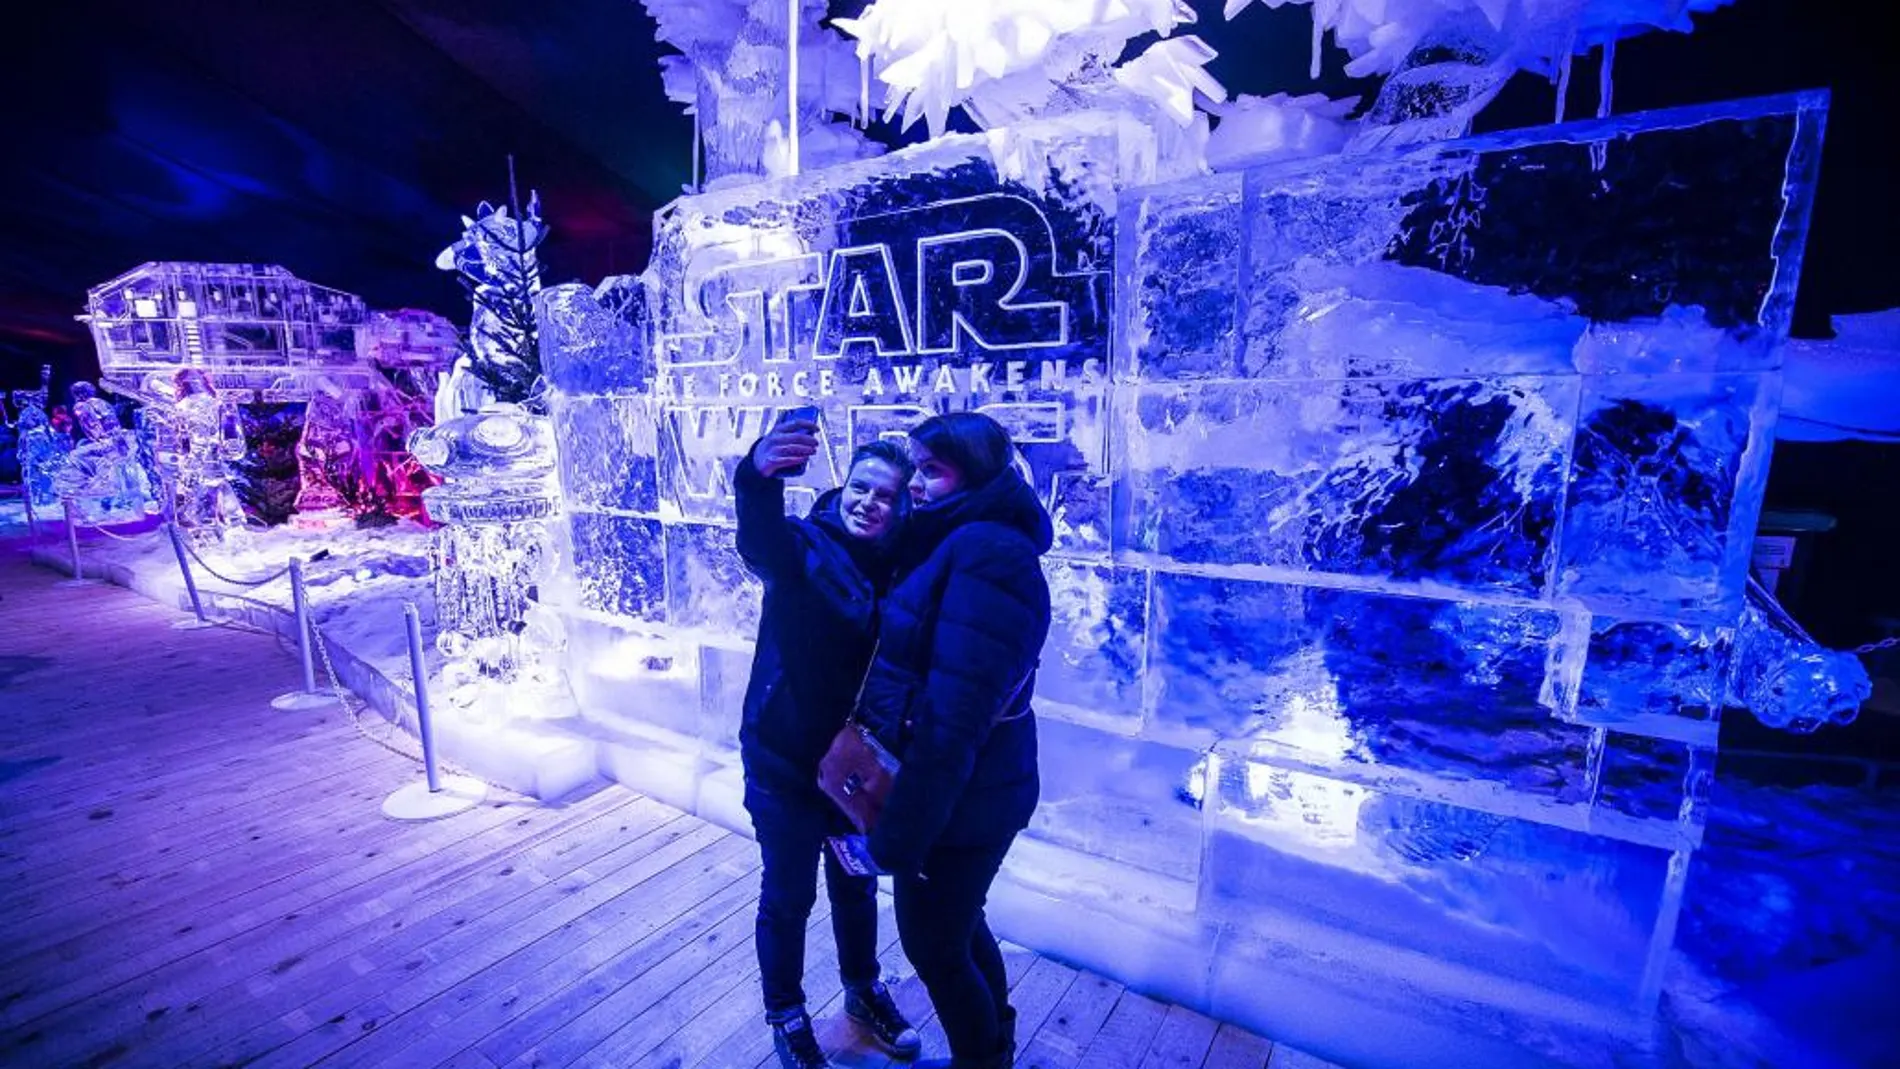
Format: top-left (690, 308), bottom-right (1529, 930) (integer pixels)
top-left (306, 603), bottom-right (497, 790)
top-left (1851, 635), bottom-right (1900, 656)
top-left (179, 535), bottom-right (294, 588)
top-left (86, 519), bottom-right (151, 544)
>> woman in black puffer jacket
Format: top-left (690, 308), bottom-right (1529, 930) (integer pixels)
top-left (860, 412), bottom-right (1052, 1069)
top-left (736, 421), bottom-right (921, 1069)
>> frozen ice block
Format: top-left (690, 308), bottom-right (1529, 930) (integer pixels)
top-left (1115, 376), bottom-right (1577, 598)
top-left (1572, 618), bottom-right (1730, 745)
top-left (552, 395), bottom-right (660, 515)
top-left (1201, 754), bottom-right (1674, 1007)
top-left (1021, 719), bottom-right (1203, 884)
top-left (1037, 561), bottom-right (1149, 731)
top-left (1558, 371), bottom-right (1777, 624)
top-left (662, 522), bottom-right (760, 640)
top-left (1147, 573), bottom-right (1595, 807)
top-left (566, 513), bottom-right (667, 622)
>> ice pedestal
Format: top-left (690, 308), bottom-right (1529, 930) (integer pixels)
top-left (539, 93), bottom-right (1826, 1067)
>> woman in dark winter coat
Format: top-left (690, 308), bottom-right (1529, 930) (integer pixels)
top-left (735, 419), bottom-right (921, 1069)
top-left (858, 412), bottom-right (1052, 1069)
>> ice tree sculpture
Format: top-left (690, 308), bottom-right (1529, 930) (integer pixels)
top-left (413, 195), bottom-right (569, 717)
top-left (54, 381), bottom-right (159, 526)
top-left (837, 0), bottom-right (1223, 177)
top-left (161, 368), bottom-right (246, 536)
top-left (8, 366), bottom-right (69, 513)
top-left (642, 0), bottom-right (884, 185)
top-left (1220, 0), bottom-right (1735, 146)
top-left (436, 197), bottom-right (548, 407)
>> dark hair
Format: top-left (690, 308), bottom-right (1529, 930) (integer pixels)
top-left (850, 438), bottom-right (916, 482)
top-left (908, 411), bottom-right (1015, 489)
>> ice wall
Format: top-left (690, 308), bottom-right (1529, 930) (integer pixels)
top-left (537, 91), bottom-right (1826, 1068)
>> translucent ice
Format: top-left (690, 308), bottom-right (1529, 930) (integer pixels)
top-left (1727, 578), bottom-right (1873, 733)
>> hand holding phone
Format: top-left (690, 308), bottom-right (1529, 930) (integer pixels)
top-left (827, 835), bottom-right (887, 877)
top-left (755, 405), bottom-right (821, 478)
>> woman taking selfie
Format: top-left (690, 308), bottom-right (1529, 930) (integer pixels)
top-left (735, 416), bottom-right (921, 1069)
top-left (858, 411), bottom-right (1053, 1069)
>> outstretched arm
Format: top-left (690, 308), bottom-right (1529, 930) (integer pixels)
top-left (732, 421), bottom-right (819, 581)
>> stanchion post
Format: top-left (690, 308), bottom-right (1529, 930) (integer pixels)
top-left (64, 499), bottom-right (82, 580)
top-left (290, 557), bottom-right (316, 694)
top-left (166, 521), bottom-right (208, 622)
top-left (405, 602), bottom-right (442, 793)
top-left (382, 602), bottom-right (484, 820)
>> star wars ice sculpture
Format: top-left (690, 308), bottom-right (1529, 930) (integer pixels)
top-left (8, 366), bottom-right (69, 514)
top-left (159, 368), bottom-right (246, 536)
top-left (77, 262), bottom-right (454, 528)
top-left (291, 389), bottom-right (357, 529)
top-left (53, 381), bottom-right (158, 526)
top-left (538, 83), bottom-right (1832, 1067)
top-left (408, 404), bottom-right (565, 712)
top-left (409, 200), bottom-right (567, 716)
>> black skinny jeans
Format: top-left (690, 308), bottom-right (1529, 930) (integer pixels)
top-left (894, 840), bottom-right (1016, 1059)
top-left (748, 784), bottom-right (882, 1014)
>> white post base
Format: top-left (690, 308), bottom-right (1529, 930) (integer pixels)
top-left (272, 691), bottom-right (341, 711)
top-left (382, 775), bottom-right (487, 821)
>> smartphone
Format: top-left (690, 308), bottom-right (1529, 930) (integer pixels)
top-left (826, 835), bottom-right (886, 877)
top-left (775, 405), bottom-right (821, 477)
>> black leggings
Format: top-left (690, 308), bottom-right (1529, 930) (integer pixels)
top-left (894, 841), bottom-right (1015, 1058)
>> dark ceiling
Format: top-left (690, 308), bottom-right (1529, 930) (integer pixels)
top-left (6, 0), bottom-right (1893, 386)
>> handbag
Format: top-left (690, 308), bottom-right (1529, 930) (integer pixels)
top-left (817, 640), bottom-right (902, 834)
top-left (817, 644), bottom-right (1036, 834)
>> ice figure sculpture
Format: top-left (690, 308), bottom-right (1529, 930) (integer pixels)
top-left (160, 368), bottom-right (246, 536)
top-left (538, 89), bottom-right (1827, 1067)
top-left (292, 390), bottom-right (357, 529)
top-left (409, 405), bottom-right (567, 712)
top-left (412, 199), bottom-right (569, 716)
top-left (53, 381), bottom-right (159, 526)
top-left (8, 366), bottom-right (69, 514)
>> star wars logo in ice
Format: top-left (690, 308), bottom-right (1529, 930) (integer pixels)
top-left (659, 195), bottom-right (1073, 369)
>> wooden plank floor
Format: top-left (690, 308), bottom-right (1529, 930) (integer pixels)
top-left (0, 551), bottom-right (1306, 1069)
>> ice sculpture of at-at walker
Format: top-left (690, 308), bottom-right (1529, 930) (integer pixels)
top-left (77, 262), bottom-right (455, 534)
top-left (408, 194), bottom-right (569, 718)
top-left (52, 380), bottom-right (159, 526)
top-left (534, 3), bottom-right (1867, 1067)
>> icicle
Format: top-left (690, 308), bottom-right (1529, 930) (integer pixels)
top-left (691, 104), bottom-right (701, 193)
top-left (1591, 40), bottom-right (1617, 171)
top-left (1310, 14), bottom-right (1324, 80)
top-left (860, 50), bottom-right (871, 129)
top-left (1554, 50), bottom-right (1573, 124)
top-left (787, 0), bottom-right (800, 177)
top-left (1598, 39), bottom-right (1616, 119)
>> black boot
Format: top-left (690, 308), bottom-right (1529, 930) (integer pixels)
top-left (769, 1007), bottom-right (831, 1069)
top-left (1000, 1004), bottom-right (1018, 1059)
top-left (845, 980), bottom-right (922, 1059)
